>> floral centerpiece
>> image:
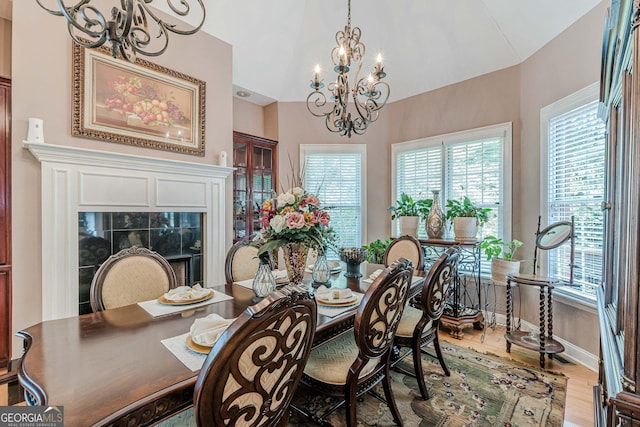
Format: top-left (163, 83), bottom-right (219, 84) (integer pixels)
top-left (254, 186), bottom-right (336, 284)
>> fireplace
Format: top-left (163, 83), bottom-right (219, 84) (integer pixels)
top-left (78, 211), bottom-right (204, 314)
top-left (25, 141), bottom-right (233, 320)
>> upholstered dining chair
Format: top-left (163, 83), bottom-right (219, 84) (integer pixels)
top-left (89, 246), bottom-right (177, 312)
top-left (224, 239), bottom-right (261, 284)
top-left (391, 247), bottom-right (459, 400)
top-left (383, 235), bottom-right (425, 272)
top-left (158, 285), bottom-right (317, 427)
top-left (294, 258), bottom-right (413, 427)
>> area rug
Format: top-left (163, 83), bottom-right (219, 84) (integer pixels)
top-left (289, 341), bottom-right (567, 427)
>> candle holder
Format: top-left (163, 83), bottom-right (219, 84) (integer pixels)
top-left (339, 247), bottom-right (368, 278)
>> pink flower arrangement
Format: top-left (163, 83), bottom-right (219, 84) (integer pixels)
top-left (254, 187), bottom-right (336, 254)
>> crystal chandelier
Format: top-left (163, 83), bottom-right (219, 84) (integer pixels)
top-left (307, 0), bottom-right (390, 138)
top-left (35, 0), bottom-right (206, 62)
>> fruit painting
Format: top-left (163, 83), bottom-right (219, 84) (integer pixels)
top-left (72, 44), bottom-right (206, 156)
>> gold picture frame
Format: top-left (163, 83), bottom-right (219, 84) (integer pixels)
top-left (72, 43), bottom-right (206, 156)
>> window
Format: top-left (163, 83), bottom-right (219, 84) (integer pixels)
top-left (541, 83), bottom-right (606, 301)
top-left (300, 144), bottom-right (366, 257)
top-left (392, 123), bottom-right (512, 250)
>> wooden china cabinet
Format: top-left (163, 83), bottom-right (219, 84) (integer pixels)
top-left (596, 0), bottom-right (640, 424)
top-left (232, 132), bottom-right (277, 242)
top-left (0, 77), bottom-right (11, 369)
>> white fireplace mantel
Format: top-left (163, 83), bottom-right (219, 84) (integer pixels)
top-left (24, 141), bottom-right (234, 321)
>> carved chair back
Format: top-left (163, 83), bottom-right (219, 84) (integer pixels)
top-left (382, 235), bottom-right (425, 271)
top-left (194, 285), bottom-right (317, 427)
top-left (224, 240), bottom-right (261, 283)
top-left (354, 258), bottom-right (412, 365)
top-left (421, 247), bottom-right (459, 322)
top-left (89, 246), bottom-right (177, 312)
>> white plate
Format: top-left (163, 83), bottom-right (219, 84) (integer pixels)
top-left (315, 294), bottom-right (358, 306)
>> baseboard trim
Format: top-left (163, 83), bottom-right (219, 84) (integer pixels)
top-left (482, 311), bottom-right (598, 372)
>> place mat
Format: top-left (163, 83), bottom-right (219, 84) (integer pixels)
top-left (161, 332), bottom-right (207, 372)
top-left (138, 290), bottom-right (233, 318)
top-left (316, 292), bottom-right (363, 318)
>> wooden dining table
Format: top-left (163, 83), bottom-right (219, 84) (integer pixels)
top-left (16, 263), bottom-right (424, 427)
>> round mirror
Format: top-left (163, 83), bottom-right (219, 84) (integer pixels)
top-left (536, 221), bottom-right (573, 250)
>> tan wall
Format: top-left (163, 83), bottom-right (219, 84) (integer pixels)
top-left (516, 0), bottom-right (608, 356)
top-left (10, 2), bottom-right (233, 357)
top-left (233, 98), bottom-right (265, 137)
top-left (0, 18), bottom-right (10, 78)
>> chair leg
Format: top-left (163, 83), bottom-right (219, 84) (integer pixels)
top-left (412, 339), bottom-right (429, 400)
top-left (345, 382), bottom-right (358, 427)
top-left (382, 373), bottom-right (404, 426)
top-left (433, 333), bottom-right (450, 377)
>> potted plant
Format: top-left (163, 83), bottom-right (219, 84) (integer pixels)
top-left (388, 193), bottom-right (432, 236)
top-left (362, 237), bottom-right (392, 264)
top-left (445, 196), bottom-right (490, 241)
top-left (480, 235), bottom-right (523, 284)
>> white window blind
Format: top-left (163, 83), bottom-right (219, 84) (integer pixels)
top-left (446, 138), bottom-right (503, 239)
top-left (395, 147), bottom-right (442, 239)
top-left (546, 98), bottom-right (605, 299)
top-left (302, 145), bottom-right (365, 256)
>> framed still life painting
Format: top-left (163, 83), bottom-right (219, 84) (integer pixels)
top-left (72, 43), bottom-right (206, 156)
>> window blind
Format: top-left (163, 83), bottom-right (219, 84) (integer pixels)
top-left (395, 146), bottom-right (442, 238)
top-left (446, 137), bottom-right (503, 239)
top-left (304, 151), bottom-right (363, 256)
top-left (547, 99), bottom-right (606, 297)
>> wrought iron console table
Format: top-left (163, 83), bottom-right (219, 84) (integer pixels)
top-left (419, 238), bottom-right (483, 339)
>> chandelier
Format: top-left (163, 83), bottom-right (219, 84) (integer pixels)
top-left (35, 0), bottom-right (206, 62)
top-left (307, 0), bottom-right (390, 137)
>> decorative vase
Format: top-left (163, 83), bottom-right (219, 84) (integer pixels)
top-left (426, 190), bottom-right (445, 239)
top-left (252, 256), bottom-right (276, 297)
top-left (312, 252), bottom-right (331, 286)
top-left (282, 242), bottom-right (309, 285)
top-left (339, 247), bottom-right (368, 278)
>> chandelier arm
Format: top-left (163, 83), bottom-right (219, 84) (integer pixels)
top-left (56, 1), bottom-right (109, 39)
top-left (36, 0), bottom-right (206, 61)
top-left (306, 92), bottom-right (334, 118)
top-left (36, 0), bottom-right (88, 16)
top-left (137, 0), bottom-right (206, 36)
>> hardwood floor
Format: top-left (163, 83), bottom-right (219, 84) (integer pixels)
top-left (440, 324), bottom-right (597, 427)
top-left (0, 325), bottom-right (598, 426)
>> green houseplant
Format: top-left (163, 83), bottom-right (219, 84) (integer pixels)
top-left (480, 235), bottom-right (523, 284)
top-left (362, 237), bottom-right (392, 264)
top-left (388, 193), bottom-right (432, 236)
top-left (445, 196), bottom-right (491, 240)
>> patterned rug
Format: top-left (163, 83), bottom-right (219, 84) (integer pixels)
top-left (289, 341), bottom-right (567, 427)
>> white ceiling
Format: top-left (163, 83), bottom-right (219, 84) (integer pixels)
top-left (7, 1), bottom-right (603, 105)
top-left (203, 0), bottom-right (602, 105)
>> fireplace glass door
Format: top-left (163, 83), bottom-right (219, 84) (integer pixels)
top-left (78, 211), bottom-right (203, 314)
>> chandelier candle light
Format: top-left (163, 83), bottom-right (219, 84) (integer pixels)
top-left (307, 0), bottom-right (390, 137)
top-left (35, 0), bottom-right (206, 62)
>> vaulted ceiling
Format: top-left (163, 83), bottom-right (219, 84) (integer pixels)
top-left (4, 1), bottom-right (603, 105)
top-left (202, 0), bottom-right (603, 105)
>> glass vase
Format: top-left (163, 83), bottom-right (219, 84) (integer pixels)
top-left (312, 252), bottom-right (331, 286)
top-left (252, 258), bottom-right (276, 297)
top-left (426, 189), bottom-right (445, 239)
top-left (282, 242), bottom-right (308, 285)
